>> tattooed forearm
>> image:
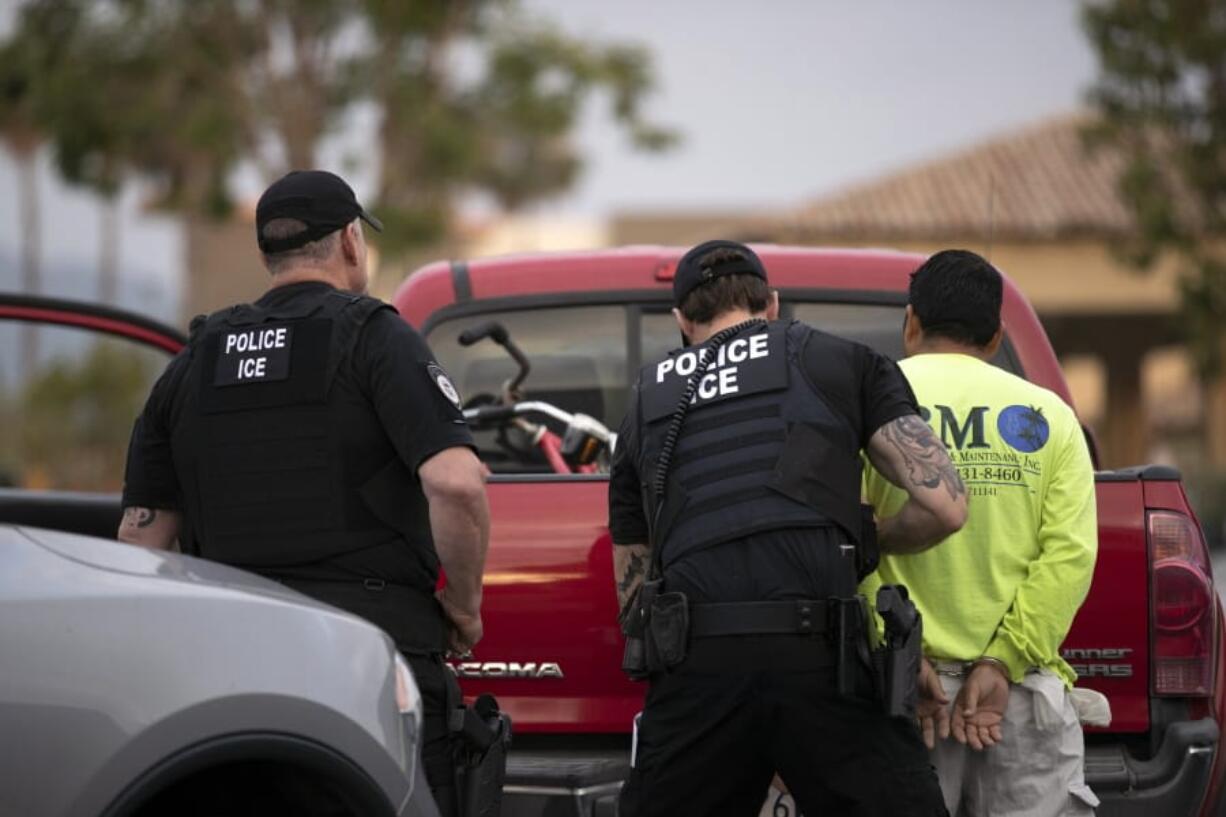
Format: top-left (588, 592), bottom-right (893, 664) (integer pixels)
top-left (117, 506), bottom-right (183, 550)
top-left (612, 544), bottom-right (651, 616)
top-left (618, 552), bottom-right (645, 595)
top-left (881, 415), bottom-right (966, 499)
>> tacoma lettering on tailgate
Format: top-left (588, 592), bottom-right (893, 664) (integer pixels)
top-left (446, 661), bottom-right (565, 679)
top-left (1061, 647), bottom-right (1134, 679)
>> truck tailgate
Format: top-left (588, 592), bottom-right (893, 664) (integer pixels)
top-left (455, 477), bottom-right (641, 733)
top-left (1062, 477), bottom-right (1150, 733)
top-left (465, 476), bottom-right (1157, 736)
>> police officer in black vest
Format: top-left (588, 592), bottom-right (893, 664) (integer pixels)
top-left (119, 170), bottom-right (490, 815)
top-left (609, 240), bottom-right (968, 817)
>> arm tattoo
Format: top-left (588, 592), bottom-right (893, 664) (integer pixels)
top-left (613, 545), bottom-right (651, 617)
top-left (882, 415), bottom-right (966, 499)
top-left (618, 551), bottom-right (646, 596)
top-left (136, 508), bottom-right (158, 528)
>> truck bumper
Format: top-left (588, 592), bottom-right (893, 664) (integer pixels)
top-left (1088, 718), bottom-right (1219, 817)
top-left (501, 749), bottom-right (627, 817)
top-left (499, 719), bottom-right (1222, 817)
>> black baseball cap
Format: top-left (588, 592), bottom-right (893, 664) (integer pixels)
top-left (255, 170), bottom-right (383, 254)
top-left (673, 239), bottom-right (768, 307)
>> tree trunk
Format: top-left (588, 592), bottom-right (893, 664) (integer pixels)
top-left (17, 148), bottom-right (40, 383)
top-left (98, 194), bottom-right (120, 305)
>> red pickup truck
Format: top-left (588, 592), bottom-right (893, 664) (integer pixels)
top-left (0, 245), bottom-right (1220, 816)
top-left (393, 246), bottom-right (1225, 817)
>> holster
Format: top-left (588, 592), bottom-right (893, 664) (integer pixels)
top-left (620, 578), bottom-right (660, 680)
top-left (450, 693), bottom-right (512, 817)
top-left (620, 580), bottom-right (690, 679)
top-left (872, 585), bottom-right (922, 719)
top-left (647, 591), bottom-right (689, 670)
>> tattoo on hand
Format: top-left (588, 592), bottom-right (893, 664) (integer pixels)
top-left (883, 416), bottom-right (966, 499)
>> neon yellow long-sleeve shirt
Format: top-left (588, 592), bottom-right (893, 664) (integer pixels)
top-left (862, 353), bottom-right (1098, 687)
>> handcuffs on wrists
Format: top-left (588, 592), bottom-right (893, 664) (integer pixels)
top-left (966, 656), bottom-right (1010, 679)
top-left (932, 656), bottom-right (1011, 679)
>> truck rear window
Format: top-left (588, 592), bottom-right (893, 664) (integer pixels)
top-left (428, 301), bottom-right (1020, 471)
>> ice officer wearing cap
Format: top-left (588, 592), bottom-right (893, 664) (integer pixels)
top-left (118, 170), bottom-right (489, 814)
top-left (608, 239), bottom-right (967, 816)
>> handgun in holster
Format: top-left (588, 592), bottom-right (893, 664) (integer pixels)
top-left (873, 584), bottom-right (922, 719)
top-left (450, 693), bottom-right (512, 817)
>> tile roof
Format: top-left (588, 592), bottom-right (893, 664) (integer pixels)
top-left (764, 114), bottom-right (1152, 242)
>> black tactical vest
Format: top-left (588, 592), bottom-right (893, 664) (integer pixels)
top-left (174, 289), bottom-right (408, 565)
top-left (635, 320), bottom-right (863, 568)
top-left (170, 286), bottom-right (447, 653)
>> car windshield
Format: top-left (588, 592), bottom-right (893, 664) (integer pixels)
top-left (427, 300), bottom-right (1020, 472)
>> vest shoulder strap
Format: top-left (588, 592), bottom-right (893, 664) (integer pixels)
top-left (321, 292), bottom-right (397, 384)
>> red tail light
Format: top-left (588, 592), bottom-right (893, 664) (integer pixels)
top-left (1149, 510), bottom-right (1216, 696)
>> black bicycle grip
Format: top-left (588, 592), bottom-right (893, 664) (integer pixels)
top-left (458, 321), bottom-right (509, 347)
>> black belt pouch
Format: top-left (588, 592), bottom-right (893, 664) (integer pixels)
top-left (648, 591), bottom-right (690, 670)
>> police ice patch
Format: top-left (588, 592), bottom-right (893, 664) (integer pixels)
top-left (214, 323), bottom-right (293, 386)
top-left (427, 362), bottom-right (462, 409)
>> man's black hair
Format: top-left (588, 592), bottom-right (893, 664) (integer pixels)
top-left (908, 249), bottom-right (1003, 348)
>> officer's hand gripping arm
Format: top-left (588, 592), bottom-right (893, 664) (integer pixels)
top-left (117, 506), bottom-right (182, 551)
top-left (866, 415), bottom-right (967, 553)
top-left (420, 446), bottom-right (490, 654)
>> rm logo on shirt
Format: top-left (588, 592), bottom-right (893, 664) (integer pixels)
top-left (918, 405), bottom-right (990, 450)
top-left (918, 403), bottom-right (1045, 497)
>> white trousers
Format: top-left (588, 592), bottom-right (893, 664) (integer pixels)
top-left (932, 669), bottom-right (1099, 817)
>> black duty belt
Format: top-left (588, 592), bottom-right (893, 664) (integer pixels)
top-left (690, 599), bottom-right (833, 638)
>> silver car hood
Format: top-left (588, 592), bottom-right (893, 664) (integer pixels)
top-left (15, 526), bottom-right (322, 607)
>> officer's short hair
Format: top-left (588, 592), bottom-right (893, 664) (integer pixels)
top-left (678, 247), bottom-right (771, 324)
top-left (909, 249), bottom-right (1003, 348)
top-left (260, 218), bottom-right (341, 272)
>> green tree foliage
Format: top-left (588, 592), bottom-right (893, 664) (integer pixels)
top-left (1, 0), bottom-right (676, 252)
top-left (1083, 0), bottom-right (1226, 373)
top-left (16, 340), bottom-right (156, 491)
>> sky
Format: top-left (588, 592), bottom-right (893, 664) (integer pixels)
top-left (0, 0), bottom-right (1100, 317)
top-left (524, 0), bottom-right (1099, 215)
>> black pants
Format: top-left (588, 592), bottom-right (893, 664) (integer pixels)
top-left (619, 641), bottom-right (947, 817)
top-left (405, 653), bottom-right (461, 817)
